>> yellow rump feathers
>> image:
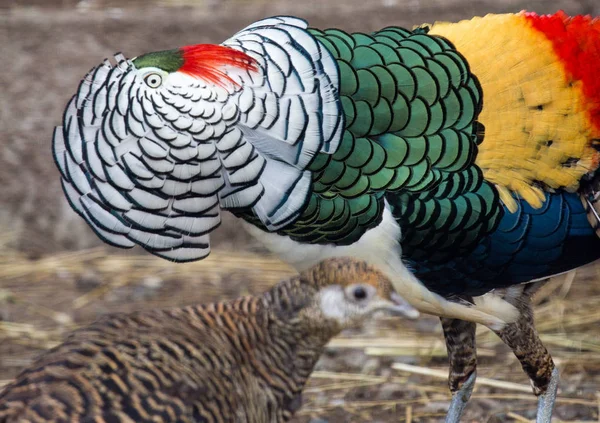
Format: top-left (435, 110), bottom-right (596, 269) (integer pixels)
top-left (430, 13), bottom-right (599, 212)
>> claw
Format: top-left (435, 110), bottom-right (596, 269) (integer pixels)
top-left (536, 367), bottom-right (559, 423)
top-left (445, 371), bottom-right (477, 423)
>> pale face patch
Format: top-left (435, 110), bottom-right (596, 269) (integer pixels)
top-left (317, 284), bottom-right (394, 327)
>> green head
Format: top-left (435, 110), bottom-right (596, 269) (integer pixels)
top-left (132, 44), bottom-right (257, 86)
top-left (132, 49), bottom-right (184, 73)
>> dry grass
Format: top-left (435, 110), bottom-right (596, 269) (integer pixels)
top-left (0, 244), bottom-right (599, 422)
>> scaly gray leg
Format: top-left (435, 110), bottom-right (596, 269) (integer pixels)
top-left (441, 316), bottom-right (477, 423)
top-left (493, 285), bottom-right (557, 423)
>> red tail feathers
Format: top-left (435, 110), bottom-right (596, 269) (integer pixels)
top-left (525, 11), bottom-right (600, 131)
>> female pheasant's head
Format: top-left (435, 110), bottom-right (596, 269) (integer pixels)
top-left (52, 17), bottom-right (342, 263)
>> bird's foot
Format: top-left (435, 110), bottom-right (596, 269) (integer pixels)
top-left (445, 371), bottom-right (476, 423)
top-left (536, 367), bottom-right (559, 423)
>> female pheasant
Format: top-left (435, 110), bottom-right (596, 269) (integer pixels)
top-left (0, 258), bottom-right (407, 422)
top-left (52, 11), bottom-right (600, 421)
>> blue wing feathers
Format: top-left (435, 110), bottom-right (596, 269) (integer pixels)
top-left (412, 191), bottom-right (600, 296)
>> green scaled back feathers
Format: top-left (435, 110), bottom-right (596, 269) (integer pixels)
top-left (238, 25), bottom-right (502, 255)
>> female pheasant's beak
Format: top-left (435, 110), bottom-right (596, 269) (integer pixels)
top-left (388, 292), bottom-right (421, 319)
top-left (373, 274), bottom-right (420, 319)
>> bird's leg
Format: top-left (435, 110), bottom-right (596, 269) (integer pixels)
top-left (441, 316), bottom-right (478, 423)
top-left (492, 286), bottom-right (557, 423)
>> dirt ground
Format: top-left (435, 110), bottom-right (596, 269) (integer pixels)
top-left (1, 0), bottom-right (600, 422)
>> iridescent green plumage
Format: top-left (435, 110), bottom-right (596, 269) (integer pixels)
top-left (236, 25), bottom-right (501, 258)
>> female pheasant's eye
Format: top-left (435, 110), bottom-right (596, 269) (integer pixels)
top-left (144, 73), bottom-right (163, 88)
top-left (353, 286), bottom-right (368, 301)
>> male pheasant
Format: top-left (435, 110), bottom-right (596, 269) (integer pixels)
top-left (0, 258), bottom-right (407, 422)
top-left (52, 11), bottom-right (600, 421)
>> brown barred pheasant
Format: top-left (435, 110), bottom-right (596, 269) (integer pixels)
top-left (0, 258), bottom-right (409, 423)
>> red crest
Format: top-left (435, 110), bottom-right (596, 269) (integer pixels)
top-left (178, 44), bottom-right (258, 86)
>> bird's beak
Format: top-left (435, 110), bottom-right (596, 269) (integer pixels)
top-left (385, 292), bottom-right (420, 319)
top-left (375, 274), bottom-right (420, 320)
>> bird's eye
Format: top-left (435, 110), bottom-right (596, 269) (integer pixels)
top-left (144, 73), bottom-right (163, 88)
top-left (352, 286), bottom-right (368, 301)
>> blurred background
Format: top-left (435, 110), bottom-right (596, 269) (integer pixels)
top-left (1, 0), bottom-right (600, 421)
